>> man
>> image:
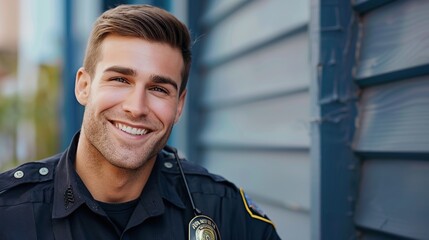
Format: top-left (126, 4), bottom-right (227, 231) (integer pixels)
top-left (0, 5), bottom-right (280, 239)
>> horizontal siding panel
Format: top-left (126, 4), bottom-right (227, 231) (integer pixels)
top-left (202, 32), bottom-right (309, 107)
top-left (353, 75), bottom-right (429, 153)
top-left (359, 229), bottom-right (410, 240)
top-left (202, 0), bottom-right (309, 65)
top-left (355, 159), bottom-right (429, 239)
top-left (200, 92), bottom-right (311, 148)
top-left (355, 0), bottom-right (429, 84)
top-left (202, 0), bottom-right (247, 25)
top-left (258, 202), bottom-right (310, 240)
top-left (203, 149), bottom-right (310, 211)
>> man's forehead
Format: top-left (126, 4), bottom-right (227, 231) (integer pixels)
top-left (94, 35), bottom-right (184, 87)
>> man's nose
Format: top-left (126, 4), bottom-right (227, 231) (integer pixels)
top-left (122, 88), bottom-right (150, 117)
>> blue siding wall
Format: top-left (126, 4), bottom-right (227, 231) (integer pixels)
top-left (353, 0), bottom-right (429, 239)
top-left (189, 0), bottom-right (311, 239)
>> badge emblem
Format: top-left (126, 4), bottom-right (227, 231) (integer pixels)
top-left (188, 215), bottom-right (221, 240)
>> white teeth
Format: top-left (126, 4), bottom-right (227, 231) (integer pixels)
top-left (115, 123), bottom-right (148, 135)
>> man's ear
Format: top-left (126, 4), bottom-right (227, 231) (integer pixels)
top-left (75, 67), bottom-right (91, 106)
top-left (174, 89), bottom-right (187, 124)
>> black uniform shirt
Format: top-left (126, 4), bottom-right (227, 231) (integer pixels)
top-left (0, 133), bottom-right (281, 239)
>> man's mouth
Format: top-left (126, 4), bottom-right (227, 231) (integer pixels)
top-left (114, 122), bottom-right (149, 136)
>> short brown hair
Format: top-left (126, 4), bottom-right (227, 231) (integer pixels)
top-left (83, 4), bottom-right (192, 94)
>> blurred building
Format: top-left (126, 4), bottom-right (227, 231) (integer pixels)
top-left (0, 0), bottom-right (19, 168)
top-left (1, 0), bottom-right (428, 239)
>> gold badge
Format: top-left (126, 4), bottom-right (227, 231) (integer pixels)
top-left (188, 215), bottom-right (221, 240)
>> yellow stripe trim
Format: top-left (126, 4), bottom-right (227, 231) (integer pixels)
top-left (240, 188), bottom-right (275, 227)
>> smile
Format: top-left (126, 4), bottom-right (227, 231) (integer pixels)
top-left (114, 122), bottom-right (148, 136)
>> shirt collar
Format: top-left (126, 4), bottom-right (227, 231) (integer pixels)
top-left (52, 131), bottom-right (186, 220)
top-left (52, 131), bottom-right (87, 219)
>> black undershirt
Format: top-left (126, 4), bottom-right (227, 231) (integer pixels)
top-left (97, 198), bottom-right (140, 232)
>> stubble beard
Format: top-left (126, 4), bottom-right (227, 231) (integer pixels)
top-left (81, 106), bottom-right (172, 171)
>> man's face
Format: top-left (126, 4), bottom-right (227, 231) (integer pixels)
top-left (75, 35), bottom-right (186, 170)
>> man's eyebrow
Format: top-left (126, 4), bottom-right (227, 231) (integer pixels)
top-left (151, 74), bottom-right (179, 91)
top-left (104, 66), bottom-right (136, 76)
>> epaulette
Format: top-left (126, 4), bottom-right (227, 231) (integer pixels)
top-left (0, 159), bottom-right (56, 195)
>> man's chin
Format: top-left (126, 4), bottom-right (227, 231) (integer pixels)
top-left (105, 153), bottom-right (155, 170)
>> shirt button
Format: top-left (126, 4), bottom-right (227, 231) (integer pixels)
top-left (164, 162), bottom-right (173, 169)
top-left (14, 170), bottom-right (24, 179)
top-left (39, 167), bottom-right (49, 176)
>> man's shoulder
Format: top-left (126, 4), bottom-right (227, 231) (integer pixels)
top-left (177, 160), bottom-right (280, 237)
top-left (158, 152), bottom-right (280, 237)
top-left (0, 153), bottom-right (61, 204)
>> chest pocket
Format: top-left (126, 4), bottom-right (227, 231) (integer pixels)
top-left (0, 203), bottom-right (40, 240)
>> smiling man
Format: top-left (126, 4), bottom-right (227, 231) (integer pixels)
top-left (74, 35), bottom-right (186, 203)
top-left (0, 5), bottom-right (280, 239)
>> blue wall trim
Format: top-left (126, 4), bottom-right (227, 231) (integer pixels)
top-left (316, 1), bottom-right (360, 239)
top-left (355, 63), bottom-right (429, 87)
top-left (353, 0), bottom-right (396, 14)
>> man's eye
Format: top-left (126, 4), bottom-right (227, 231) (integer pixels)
top-left (151, 86), bottom-right (168, 94)
top-left (111, 77), bottom-right (128, 83)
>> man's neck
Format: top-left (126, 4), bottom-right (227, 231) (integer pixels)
top-left (75, 133), bottom-right (156, 203)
